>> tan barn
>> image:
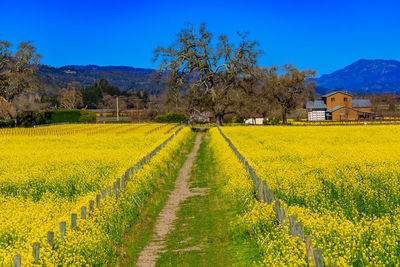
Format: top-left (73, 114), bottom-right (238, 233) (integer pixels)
top-left (307, 91), bottom-right (372, 121)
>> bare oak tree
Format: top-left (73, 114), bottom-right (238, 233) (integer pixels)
top-left (0, 41), bottom-right (41, 118)
top-left (154, 23), bottom-right (261, 125)
top-left (59, 82), bottom-right (82, 109)
top-left (262, 64), bottom-right (316, 124)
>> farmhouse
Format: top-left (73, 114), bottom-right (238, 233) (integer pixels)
top-left (306, 91), bottom-right (372, 121)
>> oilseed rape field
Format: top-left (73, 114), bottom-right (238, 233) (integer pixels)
top-left (0, 123), bottom-right (189, 265)
top-left (216, 125), bottom-right (400, 266)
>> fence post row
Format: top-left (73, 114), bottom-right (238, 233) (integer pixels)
top-left (217, 126), bottom-right (325, 266)
top-left (13, 125), bottom-right (187, 264)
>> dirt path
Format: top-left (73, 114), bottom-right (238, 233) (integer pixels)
top-left (136, 134), bottom-right (203, 267)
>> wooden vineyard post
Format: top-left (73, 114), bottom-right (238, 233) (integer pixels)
top-left (81, 206), bottom-right (87, 219)
top-left (258, 180), bottom-right (264, 202)
top-left (274, 200), bottom-right (282, 222)
top-left (280, 206), bottom-right (288, 230)
top-left (113, 182), bottom-right (117, 197)
top-left (314, 248), bottom-right (325, 267)
top-left (32, 242), bottom-right (40, 264)
top-left (289, 215), bottom-right (296, 236)
top-left (116, 178), bottom-right (120, 191)
top-left (47, 231), bottom-right (54, 249)
top-left (89, 200), bottom-right (94, 216)
top-left (13, 255), bottom-right (21, 267)
top-left (263, 181), bottom-right (273, 204)
top-left (60, 221), bottom-right (66, 241)
top-left (305, 236), bottom-right (315, 266)
top-left (121, 175), bottom-right (125, 191)
top-left (294, 222), bottom-right (305, 242)
top-left (71, 213), bottom-right (77, 230)
top-left (101, 189), bottom-right (106, 199)
top-left (96, 194), bottom-right (101, 209)
top-left (106, 186), bottom-right (111, 197)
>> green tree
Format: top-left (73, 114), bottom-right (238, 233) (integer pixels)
top-left (99, 79), bottom-right (121, 96)
top-left (154, 23), bottom-right (261, 126)
top-left (81, 82), bottom-right (103, 108)
top-left (80, 79), bottom-right (121, 108)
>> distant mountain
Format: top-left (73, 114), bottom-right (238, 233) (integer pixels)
top-left (315, 59), bottom-right (400, 94)
top-left (39, 64), bottom-right (163, 95)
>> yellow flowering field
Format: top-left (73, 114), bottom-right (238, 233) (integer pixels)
top-left (209, 128), bottom-right (307, 266)
top-left (0, 123), bottom-right (188, 265)
top-left (218, 125), bottom-right (400, 266)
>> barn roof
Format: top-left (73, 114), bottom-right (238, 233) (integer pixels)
top-left (322, 91), bottom-right (352, 97)
top-left (327, 105), bottom-right (346, 112)
top-left (306, 100), bottom-right (327, 109)
top-left (352, 99), bottom-right (372, 108)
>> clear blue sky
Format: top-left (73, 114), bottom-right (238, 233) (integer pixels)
top-left (1, 0), bottom-right (399, 76)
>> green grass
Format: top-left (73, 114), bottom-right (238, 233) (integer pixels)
top-left (116, 132), bottom-right (196, 266)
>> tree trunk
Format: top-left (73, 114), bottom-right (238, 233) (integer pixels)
top-left (282, 109), bottom-right (287, 124)
top-left (216, 114), bottom-right (224, 126)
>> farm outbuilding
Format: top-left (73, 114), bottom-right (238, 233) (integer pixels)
top-left (307, 91), bottom-right (373, 121)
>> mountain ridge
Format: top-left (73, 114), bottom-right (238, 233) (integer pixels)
top-left (38, 64), bottom-right (161, 94)
top-left (38, 59), bottom-right (400, 96)
top-left (315, 59), bottom-right (400, 94)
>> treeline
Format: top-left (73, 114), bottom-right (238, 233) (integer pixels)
top-left (41, 79), bottom-right (150, 110)
top-left (0, 109), bottom-right (96, 128)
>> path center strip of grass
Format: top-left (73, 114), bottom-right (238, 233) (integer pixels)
top-left (156, 133), bottom-right (234, 266)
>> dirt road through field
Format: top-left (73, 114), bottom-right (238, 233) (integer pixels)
top-left (136, 134), bottom-right (203, 267)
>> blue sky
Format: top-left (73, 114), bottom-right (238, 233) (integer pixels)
top-left (1, 0), bottom-right (399, 76)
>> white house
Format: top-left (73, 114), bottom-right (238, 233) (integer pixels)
top-left (244, 118), bottom-right (264, 125)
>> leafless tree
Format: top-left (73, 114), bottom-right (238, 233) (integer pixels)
top-left (0, 41), bottom-right (41, 118)
top-left (154, 23), bottom-right (261, 125)
top-left (262, 64), bottom-right (316, 124)
top-left (59, 82), bottom-right (82, 109)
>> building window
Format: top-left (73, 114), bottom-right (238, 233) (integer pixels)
top-left (344, 97), bottom-right (348, 102)
top-left (331, 97), bottom-right (335, 102)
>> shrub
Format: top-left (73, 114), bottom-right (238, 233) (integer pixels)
top-left (154, 112), bottom-right (187, 123)
top-left (16, 109), bottom-right (96, 127)
top-left (231, 116), bottom-right (244, 123)
top-left (0, 119), bottom-right (15, 128)
top-left (45, 109), bottom-right (96, 123)
top-left (223, 117), bottom-right (231, 123)
top-left (264, 117), bottom-right (280, 125)
top-left (16, 111), bottom-right (46, 127)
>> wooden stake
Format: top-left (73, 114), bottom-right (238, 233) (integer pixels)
top-left (71, 213), bottom-right (77, 230)
top-left (60, 221), bottom-right (66, 241)
top-left (47, 231), bottom-right (54, 249)
top-left (89, 200), bottom-right (94, 216)
top-left (305, 236), bottom-right (315, 266)
top-left (314, 248), bottom-right (325, 267)
top-left (32, 242), bottom-right (40, 264)
top-left (295, 222), bottom-right (305, 242)
top-left (106, 186), bottom-right (111, 197)
top-left (81, 206), bottom-right (87, 219)
top-left (13, 255), bottom-right (21, 267)
top-left (289, 215), bottom-right (296, 236)
top-left (96, 194), bottom-right (101, 209)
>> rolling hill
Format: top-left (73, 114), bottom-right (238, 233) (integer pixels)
top-left (39, 65), bottom-right (163, 95)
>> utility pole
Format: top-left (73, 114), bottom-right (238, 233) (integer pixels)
top-left (136, 101), bottom-right (140, 123)
top-left (116, 96), bottom-right (119, 121)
